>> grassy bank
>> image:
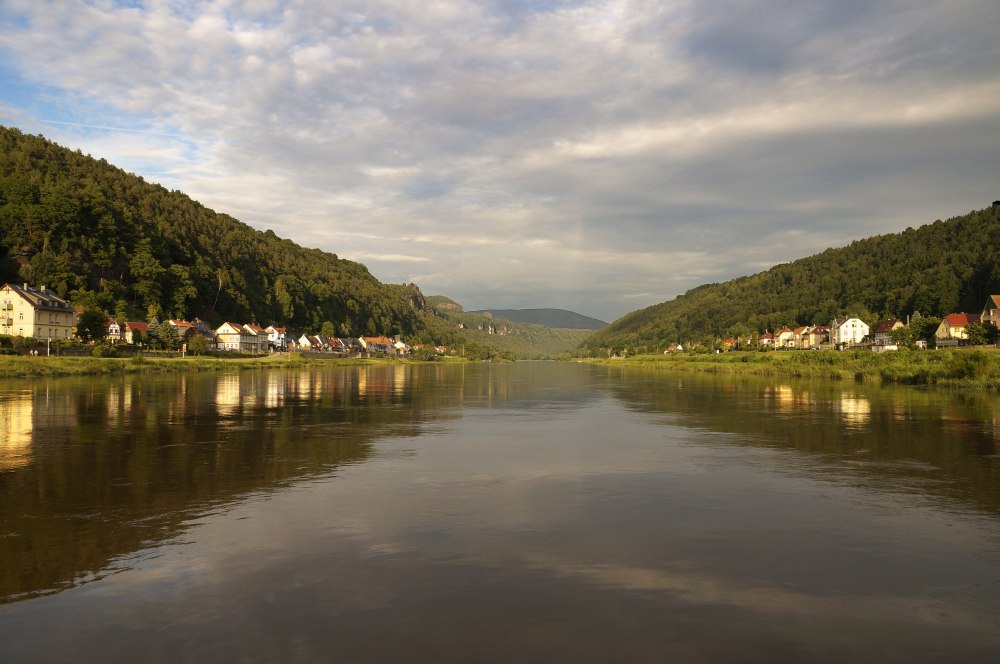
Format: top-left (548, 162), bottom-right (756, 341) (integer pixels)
top-left (0, 353), bottom-right (422, 379)
top-left (588, 348), bottom-right (1000, 390)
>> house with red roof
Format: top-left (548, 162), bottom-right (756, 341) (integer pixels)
top-left (981, 295), bottom-right (1000, 328)
top-left (873, 319), bottom-right (904, 347)
top-left (124, 321), bottom-right (149, 344)
top-left (935, 313), bottom-right (981, 341)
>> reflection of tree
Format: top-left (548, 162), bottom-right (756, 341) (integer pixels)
top-left (0, 366), bottom-right (472, 604)
top-left (604, 368), bottom-right (1000, 515)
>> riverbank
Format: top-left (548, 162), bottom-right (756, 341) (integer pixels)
top-left (587, 348), bottom-right (1000, 390)
top-left (0, 353), bottom-right (441, 378)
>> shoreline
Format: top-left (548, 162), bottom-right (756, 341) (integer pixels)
top-left (0, 353), bottom-right (470, 379)
top-left (584, 348), bottom-right (1000, 391)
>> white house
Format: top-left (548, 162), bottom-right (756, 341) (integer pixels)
top-left (265, 325), bottom-right (287, 351)
top-left (0, 283), bottom-right (76, 341)
top-left (830, 317), bottom-right (870, 347)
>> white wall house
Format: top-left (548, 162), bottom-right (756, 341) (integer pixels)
top-left (830, 317), bottom-right (870, 347)
top-left (0, 283), bottom-right (76, 341)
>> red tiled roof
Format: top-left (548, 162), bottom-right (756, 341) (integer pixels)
top-left (944, 313), bottom-right (981, 326)
top-left (126, 321), bottom-right (148, 332)
top-left (874, 319), bottom-right (901, 333)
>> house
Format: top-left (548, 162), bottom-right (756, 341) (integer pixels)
top-left (265, 325), bottom-right (287, 351)
top-left (792, 326), bottom-right (812, 349)
top-left (0, 283), bottom-right (77, 340)
top-left (243, 323), bottom-right (269, 353)
top-left (106, 318), bottom-right (122, 342)
top-left (168, 319), bottom-right (196, 342)
top-left (123, 321), bottom-right (149, 344)
top-left (760, 331), bottom-right (773, 347)
top-left (935, 313), bottom-right (981, 341)
top-left (982, 295), bottom-right (1000, 328)
top-left (806, 325), bottom-right (829, 349)
top-left (216, 322), bottom-right (259, 352)
top-left (830, 317), bottom-right (870, 347)
top-left (873, 319), bottom-right (904, 347)
top-left (297, 334), bottom-right (313, 350)
top-left (775, 327), bottom-right (795, 348)
top-left (361, 336), bottom-right (394, 355)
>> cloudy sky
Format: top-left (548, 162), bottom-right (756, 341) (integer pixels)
top-left (1, 1), bottom-right (998, 321)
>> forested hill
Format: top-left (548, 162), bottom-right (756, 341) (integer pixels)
top-left (0, 126), bottom-right (419, 335)
top-left (469, 308), bottom-right (607, 330)
top-left (582, 205), bottom-right (1000, 353)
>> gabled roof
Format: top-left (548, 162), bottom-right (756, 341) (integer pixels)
top-left (244, 323), bottom-right (266, 334)
top-left (1, 283), bottom-right (74, 311)
top-left (169, 319), bottom-right (193, 328)
top-left (874, 319), bottom-right (902, 334)
top-left (985, 295), bottom-right (1000, 309)
top-left (125, 321), bottom-right (148, 333)
top-left (943, 313), bottom-right (981, 326)
top-left (793, 326), bottom-right (810, 334)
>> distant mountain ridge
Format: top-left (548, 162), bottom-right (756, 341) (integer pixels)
top-left (469, 308), bottom-right (607, 330)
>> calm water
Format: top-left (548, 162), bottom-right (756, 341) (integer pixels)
top-left (1, 362), bottom-right (999, 662)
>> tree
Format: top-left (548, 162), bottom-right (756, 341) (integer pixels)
top-left (187, 333), bottom-right (209, 355)
top-left (320, 320), bottom-right (337, 338)
top-left (129, 238), bottom-right (165, 309)
top-left (965, 321), bottom-right (994, 346)
top-left (156, 322), bottom-right (180, 350)
top-left (130, 328), bottom-right (144, 347)
top-left (76, 309), bottom-right (107, 343)
top-left (888, 325), bottom-right (915, 348)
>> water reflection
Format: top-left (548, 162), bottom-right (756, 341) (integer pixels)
top-left (2, 364), bottom-right (1000, 662)
top-left (0, 390), bottom-right (32, 471)
top-left (606, 367), bottom-right (1000, 514)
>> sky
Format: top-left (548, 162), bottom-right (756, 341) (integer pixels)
top-left (1, 1), bottom-right (998, 322)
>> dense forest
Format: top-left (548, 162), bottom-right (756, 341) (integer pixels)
top-left (0, 126), bottom-right (420, 335)
top-left (583, 205), bottom-right (1000, 353)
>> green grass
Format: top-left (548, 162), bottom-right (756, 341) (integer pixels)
top-left (586, 348), bottom-right (1000, 390)
top-left (0, 353), bottom-right (424, 378)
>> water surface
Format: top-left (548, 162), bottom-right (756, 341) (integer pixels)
top-left (1, 363), bottom-right (999, 662)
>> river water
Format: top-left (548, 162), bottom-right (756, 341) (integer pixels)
top-left (1, 362), bottom-right (999, 662)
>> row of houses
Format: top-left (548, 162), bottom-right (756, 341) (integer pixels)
top-left (109, 318), bottom-right (411, 356)
top-left (712, 297), bottom-right (1000, 352)
top-left (0, 282), bottom-right (412, 357)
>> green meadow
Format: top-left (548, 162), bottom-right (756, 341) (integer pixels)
top-left (589, 348), bottom-right (1000, 390)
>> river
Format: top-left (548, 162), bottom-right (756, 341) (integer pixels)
top-left (1, 362), bottom-right (999, 662)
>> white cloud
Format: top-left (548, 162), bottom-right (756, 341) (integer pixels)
top-left (1, 0), bottom-right (998, 321)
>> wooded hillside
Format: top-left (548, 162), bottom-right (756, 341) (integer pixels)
top-left (0, 126), bottom-right (419, 335)
top-left (583, 205), bottom-right (1000, 353)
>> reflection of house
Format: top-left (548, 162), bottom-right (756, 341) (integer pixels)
top-left (936, 313), bottom-right (981, 340)
top-left (0, 283), bottom-right (76, 340)
top-left (0, 391), bottom-right (33, 471)
top-left (830, 317), bottom-right (870, 347)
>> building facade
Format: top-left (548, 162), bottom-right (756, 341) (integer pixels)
top-left (0, 283), bottom-right (76, 340)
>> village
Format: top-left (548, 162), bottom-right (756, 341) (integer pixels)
top-left (0, 282), bottom-right (439, 357)
top-left (668, 295), bottom-right (1000, 354)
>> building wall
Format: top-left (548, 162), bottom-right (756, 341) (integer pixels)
top-left (0, 284), bottom-right (76, 340)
